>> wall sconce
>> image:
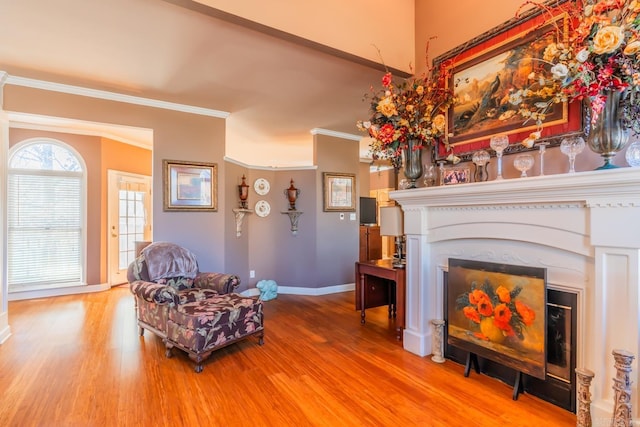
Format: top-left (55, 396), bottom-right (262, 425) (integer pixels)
top-left (281, 210), bottom-right (303, 235)
top-left (238, 174), bottom-right (249, 208)
top-left (284, 178), bottom-right (300, 210)
top-left (380, 205), bottom-right (404, 268)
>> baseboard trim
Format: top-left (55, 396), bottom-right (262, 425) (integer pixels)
top-left (0, 311), bottom-right (11, 344)
top-left (240, 288), bottom-right (261, 297)
top-left (240, 283), bottom-right (355, 298)
top-left (8, 283), bottom-right (111, 301)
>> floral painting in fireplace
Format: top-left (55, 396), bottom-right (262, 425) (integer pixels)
top-left (447, 258), bottom-right (546, 379)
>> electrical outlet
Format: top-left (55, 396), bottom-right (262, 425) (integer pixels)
top-left (339, 213), bottom-right (345, 220)
top-left (250, 270), bottom-right (255, 278)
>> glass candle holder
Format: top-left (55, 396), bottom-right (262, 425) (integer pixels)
top-left (489, 134), bottom-right (509, 180)
top-left (513, 153), bottom-right (535, 177)
top-left (560, 136), bottom-right (585, 173)
top-left (472, 150), bottom-right (490, 182)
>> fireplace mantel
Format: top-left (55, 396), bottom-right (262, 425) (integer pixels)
top-left (392, 167), bottom-right (640, 421)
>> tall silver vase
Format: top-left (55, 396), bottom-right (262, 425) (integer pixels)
top-left (586, 90), bottom-right (630, 170)
top-left (402, 139), bottom-right (423, 188)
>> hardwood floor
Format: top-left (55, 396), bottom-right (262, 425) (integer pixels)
top-left (0, 286), bottom-right (576, 426)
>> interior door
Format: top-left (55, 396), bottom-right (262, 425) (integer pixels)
top-left (108, 170), bottom-right (152, 286)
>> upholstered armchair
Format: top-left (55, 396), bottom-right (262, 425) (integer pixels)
top-left (127, 241), bottom-right (240, 338)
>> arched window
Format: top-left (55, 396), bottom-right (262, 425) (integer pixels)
top-left (8, 139), bottom-right (86, 292)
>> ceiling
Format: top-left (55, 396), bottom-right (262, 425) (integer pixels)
top-left (0, 0), bottom-right (390, 167)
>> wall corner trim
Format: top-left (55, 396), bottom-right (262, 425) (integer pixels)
top-left (224, 156), bottom-right (317, 171)
top-left (310, 128), bottom-right (360, 141)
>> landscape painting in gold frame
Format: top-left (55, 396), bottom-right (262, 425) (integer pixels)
top-left (433, 0), bottom-right (583, 161)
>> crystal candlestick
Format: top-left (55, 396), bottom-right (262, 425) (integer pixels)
top-left (538, 143), bottom-right (548, 176)
top-left (489, 134), bottom-right (509, 180)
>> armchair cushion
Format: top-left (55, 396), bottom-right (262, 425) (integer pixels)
top-left (176, 288), bottom-right (220, 305)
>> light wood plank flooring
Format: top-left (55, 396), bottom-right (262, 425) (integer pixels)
top-left (0, 285), bottom-right (576, 426)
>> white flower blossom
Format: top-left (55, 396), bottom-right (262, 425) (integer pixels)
top-left (509, 90), bottom-right (524, 105)
top-left (551, 63), bottom-right (568, 80)
top-left (576, 48), bottom-right (590, 63)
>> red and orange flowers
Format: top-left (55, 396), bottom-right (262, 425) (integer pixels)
top-left (456, 280), bottom-right (536, 343)
top-left (357, 68), bottom-right (453, 166)
top-left (512, 0), bottom-right (640, 136)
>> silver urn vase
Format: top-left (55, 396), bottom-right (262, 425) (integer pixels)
top-left (402, 139), bottom-right (423, 188)
top-left (586, 90), bottom-right (630, 170)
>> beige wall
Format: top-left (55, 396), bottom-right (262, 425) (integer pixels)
top-left (195, 0), bottom-right (415, 73)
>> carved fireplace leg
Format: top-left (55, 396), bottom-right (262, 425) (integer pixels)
top-left (576, 367), bottom-right (595, 427)
top-left (610, 349), bottom-right (634, 427)
top-left (430, 319), bottom-right (445, 363)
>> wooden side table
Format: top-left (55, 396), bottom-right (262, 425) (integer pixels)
top-left (355, 259), bottom-right (405, 340)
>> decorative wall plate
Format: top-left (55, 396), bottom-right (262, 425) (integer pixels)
top-left (255, 200), bottom-right (271, 217)
top-left (254, 178), bottom-right (270, 195)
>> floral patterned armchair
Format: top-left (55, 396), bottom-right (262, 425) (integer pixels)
top-left (127, 241), bottom-right (240, 338)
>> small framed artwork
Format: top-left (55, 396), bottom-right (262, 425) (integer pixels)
top-left (323, 172), bottom-right (356, 212)
top-left (163, 159), bottom-right (217, 211)
top-left (443, 167), bottom-right (471, 185)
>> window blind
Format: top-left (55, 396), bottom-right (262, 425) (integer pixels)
top-left (8, 172), bottom-right (83, 289)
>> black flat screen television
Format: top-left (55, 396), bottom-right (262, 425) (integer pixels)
top-left (359, 197), bottom-right (377, 225)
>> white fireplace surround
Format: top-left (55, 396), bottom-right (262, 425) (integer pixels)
top-left (392, 167), bottom-right (640, 422)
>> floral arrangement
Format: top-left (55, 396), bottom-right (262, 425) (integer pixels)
top-left (456, 279), bottom-right (536, 342)
top-left (510, 0), bottom-right (640, 144)
top-left (357, 67), bottom-right (454, 165)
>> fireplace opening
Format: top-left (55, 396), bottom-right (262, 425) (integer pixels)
top-left (444, 271), bottom-right (577, 412)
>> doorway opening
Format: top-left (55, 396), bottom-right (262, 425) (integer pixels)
top-left (108, 170), bottom-right (152, 286)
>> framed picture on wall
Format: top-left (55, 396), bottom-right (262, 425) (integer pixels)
top-left (323, 172), bottom-right (356, 212)
top-left (163, 159), bottom-right (217, 211)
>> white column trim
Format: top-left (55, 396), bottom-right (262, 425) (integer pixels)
top-left (0, 79), bottom-right (11, 343)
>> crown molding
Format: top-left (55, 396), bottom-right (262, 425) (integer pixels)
top-left (224, 156), bottom-right (317, 171)
top-left (310, 128), bottom-right (360, 141)
top-left (3, 73), bottom-right (230, 119)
